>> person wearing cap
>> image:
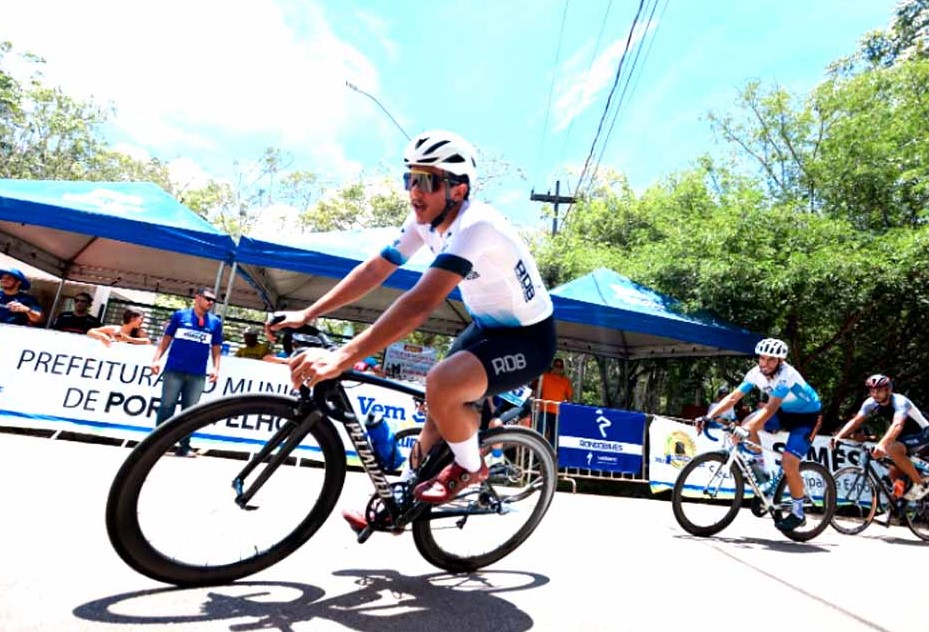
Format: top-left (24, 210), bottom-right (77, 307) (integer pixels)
top-left (235, 327), bottom-right (271, 360)
top-left (713, 385), bottom-right (737, 422)
top-left (0, 267), bottom-right (43, 326)
top-left (52, 291), bottom-right (102, 334)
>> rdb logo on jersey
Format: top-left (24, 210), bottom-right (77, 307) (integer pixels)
top-left (491, 353), bottom-right (526, 375)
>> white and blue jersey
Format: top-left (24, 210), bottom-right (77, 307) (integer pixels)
top-left (738, 362), bottom-right (821, 414)
top-left (380, 200), bottom-right (553, 329)
top-left (858, 393), bottom-right (928, 436)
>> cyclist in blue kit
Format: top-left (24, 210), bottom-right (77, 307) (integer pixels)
top-left (270, 130), bottom-right (556, 533)
top-left (700, 338), bottom-right (822, 532)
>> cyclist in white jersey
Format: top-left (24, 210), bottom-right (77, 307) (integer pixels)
top-left (700, 338), bottom-right (822, 532)
top-left (269, 130), bottom-right (556, 532)
top-left (832, 374), bottom-right (929, 500)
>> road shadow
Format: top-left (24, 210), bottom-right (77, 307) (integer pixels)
top-left (73, 568), bottom-right (548, 631)
top-left (673, 533), bottom-right (833, 553)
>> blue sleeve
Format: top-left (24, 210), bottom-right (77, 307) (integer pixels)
top-left (211, 319), bottom-right (223, 345)
top-left (164, 311), bottom-right (181, 336)
top-left (737, 381), bottom-right (753, 395)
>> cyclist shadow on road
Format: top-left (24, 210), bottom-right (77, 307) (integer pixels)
top-left (673, 534), bottom-right (833, 553)
top-left (73, 568), bottom-right (548, 631)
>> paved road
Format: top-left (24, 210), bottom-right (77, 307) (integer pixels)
top-left (1, 432), bottom-right (927, 632)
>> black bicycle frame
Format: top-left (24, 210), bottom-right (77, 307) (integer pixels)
top-left (856, 449), bottom-right (905, 523)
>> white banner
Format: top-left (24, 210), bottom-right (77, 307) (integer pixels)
top-left (383, 342), bottom-right (437, 384)
top-left (0, 325), bottom-right (424, 465)
top-left (648, 415), bottom-right (877, 494)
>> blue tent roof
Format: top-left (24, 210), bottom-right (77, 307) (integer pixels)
top-left (0, 180), bottom-right (263, 307)
top-left (550, 268), bottom-right (761, 357)
top-left (0, 180), bottom-right (235, 259)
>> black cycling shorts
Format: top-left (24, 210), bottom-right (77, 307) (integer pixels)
top-left (448, 315), bottom-right (556, 399)
top-left (900, 427), bottom-right (929, 455)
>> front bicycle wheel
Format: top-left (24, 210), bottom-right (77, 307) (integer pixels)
top-left (671, 451), bottom-right (743, 537)
top-left (831, 466), bottom-right (878, 535)
top-left (412, 426), bottom-right (557, 573)
top-left (106, 395), bottom-right (347, 587)
top-left (903, 498), bottom-right (929, 541)
top-left (772, 461), bottom-right (836, 542)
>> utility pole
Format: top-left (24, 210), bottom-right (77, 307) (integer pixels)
top-left (530, 180), bottom-right (575, 236)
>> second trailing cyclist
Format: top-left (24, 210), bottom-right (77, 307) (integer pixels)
top-left (269, 129), bottom-right (556, 533)
top-left (832, 374), bottom-right (929, 501)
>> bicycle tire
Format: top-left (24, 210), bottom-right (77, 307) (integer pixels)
top-left (830, 465), bottom-right (878, 535)
top-left (772, 461), bottom-right (836, 542)
top-left (106, 394), bottom-right (347, 587)
top-left (671, 451), bottom-right (743, 537)
top-left (412, 426), bottom-right (557, 573)
top-left (904, 498), bottom-right (929, 541)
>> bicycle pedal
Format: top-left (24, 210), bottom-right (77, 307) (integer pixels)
top-left (356, 525), bottom-right (374, 544)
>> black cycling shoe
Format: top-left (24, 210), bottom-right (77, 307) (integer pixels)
top-left (775, 513), bottom-right (806, 532)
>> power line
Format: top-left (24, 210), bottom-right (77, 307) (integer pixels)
top-left (570, 0), bottom-right (647, 203)
top-left (584, 0), bottom-right (665, 199)
top-left (345, 81), bottom-right (411, 141)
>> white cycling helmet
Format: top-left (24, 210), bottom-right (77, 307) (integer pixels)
top-left (404, 130), bottom-right (477, 190)
top-left (754, 338), bottom-right (788, 359)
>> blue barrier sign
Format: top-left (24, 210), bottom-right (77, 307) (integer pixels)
top-left (557, 403), bottom-right (646, 473)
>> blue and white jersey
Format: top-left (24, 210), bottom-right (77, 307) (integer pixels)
top-left (858, 393), bottom-right (928, 429)
top-left (163, 307), bottom-right (223, 375)
top-left (738, 362), bottom-right (821, 414)
top-left (381, 200), bottom-right (553, 328)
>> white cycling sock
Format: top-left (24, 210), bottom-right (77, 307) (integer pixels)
top-left (399, 466), bottom-right (415, 483)
top-left (448, 435), bottom-right (483, 472)
top-left (792, 498), bottom-right (805, 517)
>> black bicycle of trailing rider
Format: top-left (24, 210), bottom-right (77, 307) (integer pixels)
top-left (105, 324), bottom-right (558, 587)
top-left (671, 417), bottom-right (836, 542)
top-left (831, 438), bottom-right (929, 540)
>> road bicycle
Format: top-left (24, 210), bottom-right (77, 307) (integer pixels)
top-left (671, 418), bottom-right (836, 542)
top-left (105, 325), bottom-right (558, 587)
top-left (830, 439), bottom-right (929, 540)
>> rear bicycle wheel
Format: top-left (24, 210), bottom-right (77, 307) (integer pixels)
top-left (412, 426), bottom-right (557, 572)
top-left (903, 498), bottom-right (929, 541)
top-left (106, 395), bottom-right (347, 587)
top-left (831, 466), bottom-right (878, 535)
top-left (671, 451), bottom-right (743, 537)
top-left (772, 461), bottom-right (836, 542)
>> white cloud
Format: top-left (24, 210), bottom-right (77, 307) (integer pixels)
top-left (4, 0), bottom-right (380, 157)
top-left (168, 157), bottom-right (215, 191)
top-left (551, 22), bottom-right (653, 132)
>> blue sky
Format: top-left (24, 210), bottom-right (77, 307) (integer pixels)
top-left (4, 0), bottom-right (899, 230)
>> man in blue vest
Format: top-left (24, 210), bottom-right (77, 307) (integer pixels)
top-left (151, 287), bottom-right (224, 456)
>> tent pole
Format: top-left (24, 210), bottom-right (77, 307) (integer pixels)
top-left (220, 261), bottom-right (237, 319)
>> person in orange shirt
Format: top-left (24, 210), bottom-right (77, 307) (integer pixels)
top-left (536, 357), bottom-right (573, 445)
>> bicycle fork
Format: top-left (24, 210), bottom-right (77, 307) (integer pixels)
top-left (232, 405), bottom-right (322, 509)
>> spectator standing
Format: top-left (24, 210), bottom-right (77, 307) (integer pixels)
top-left (87, 308), bottom-right (151, 346)
top-left (52, 292), bottom-right (102, 334)
top-left (235, 327), bottom-right (270, 360)
top-left (0, 267), bottom-right (43, 326)
top-left (536, 358), bottom-right (573, 444)
top-left (714, 385), bottom-right (738, 422)
top-left (151, 288), bottom-right (223, 456)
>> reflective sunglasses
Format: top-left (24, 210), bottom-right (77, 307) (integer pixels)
top-left (200, 295), bottom-right (217, 303)
top-left (403, 171), bottom-right (448, 194)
